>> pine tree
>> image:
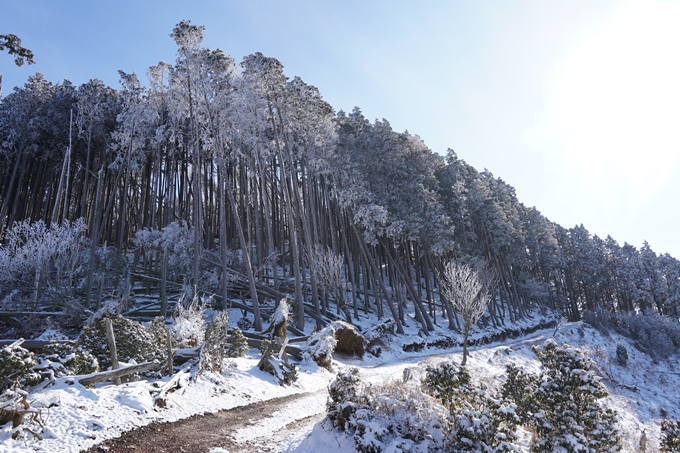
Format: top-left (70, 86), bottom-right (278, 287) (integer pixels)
top-left (424, 361), bottom-right (521, 452)
top-left (226, 327), bottom-right (250, 358)
top-left (530, 340), bottom-right (621, 453)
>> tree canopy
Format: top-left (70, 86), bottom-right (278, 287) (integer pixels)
top-left (1, 21), bottom-right (679, 335)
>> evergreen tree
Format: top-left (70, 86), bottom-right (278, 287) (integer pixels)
top-left (226, 327), bottom-right (250, 358)
top-left (530, 340), bottom-right (621, 453)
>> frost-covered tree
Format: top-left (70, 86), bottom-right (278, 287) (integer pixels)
top-left (439, 261), bottom-right (495, 365)
top-left (0, 219), bottom-right (87, 312)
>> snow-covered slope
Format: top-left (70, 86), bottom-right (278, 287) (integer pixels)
top-left (1, 321), bottom-right (678, 452)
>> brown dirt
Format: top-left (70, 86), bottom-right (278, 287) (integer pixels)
top-left (81, 391), bottom-right (325, 453)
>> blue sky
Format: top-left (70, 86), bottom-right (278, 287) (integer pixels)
top-left (2, 0), bottom-right (680, 258)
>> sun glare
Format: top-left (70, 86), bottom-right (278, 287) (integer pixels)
top-left (553, 1), bottom-right (680, 201)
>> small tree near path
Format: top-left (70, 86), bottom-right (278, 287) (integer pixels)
top-left (440, 261), bottom-right (495, 366)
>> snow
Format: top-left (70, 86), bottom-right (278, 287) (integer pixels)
top-left (0, 320), bottom-right (678, 452)
top-left (271, 298), bottom-right (291, 327)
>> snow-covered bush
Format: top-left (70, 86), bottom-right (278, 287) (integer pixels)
top-left (582, 308), bottom-right (613, 334)
top-left (305, 321), bottom-right (367, 370)
top-left (423, 361), bottom-right (471, 408)
top-left (363, 320), bottom-right (397, 357)
top-left (662, 419), bottom-right (680, 452)
top-left (501, 364), bottom-right (537, 420)
top-left (529, 340), bottom-right (621, 453)
top-left (36, 342), bottom-right (99, 377)
top-left (363, 320), bottom-right (396, 343)
top-left (0, 342), bottom-right (40, 393)
top-left (78, 315), bottom-right (166, 369)
top-left (424, 361), bottom-right (520, 452)
top-left (201, 311), bottom-right (230, 373)
top-left (226, 327), bottom-right (249, 358)
top-left (170, 294), bottom-right (207, 348)
top-left (327, 367), bottom-right (450, 453)
top-left (327, 367), bottom-right (365, 430)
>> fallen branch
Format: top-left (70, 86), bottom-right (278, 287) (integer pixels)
top-left (78, 361), bottom-right (161, 387)
top-left (0, 340), bottom-right (76, 351)
top-left (170, 338), bottom-right (303, 361)
top-left (153, 364), bottom-right (192, 408)
top-left (174, 346), bottom-right (201, 364)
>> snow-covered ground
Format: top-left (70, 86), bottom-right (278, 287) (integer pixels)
top-left (2, 320), bottom-right (679, 452)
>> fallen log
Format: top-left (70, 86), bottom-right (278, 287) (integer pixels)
top-left (245, 338), bottom-right (303, 361)
top-left (0, 311), bottom-right (75, 317)
top-left (78, 360), bottom-right (162, 387)
top-left (169, 339), bottom-right (304, 361)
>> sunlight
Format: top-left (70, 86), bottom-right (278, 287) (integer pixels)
top-left (552, 1), bottom-right (680, 201)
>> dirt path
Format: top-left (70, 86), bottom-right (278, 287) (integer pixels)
top-left (82, 389), bottom-right (328, 453)
top-left (83, 329), bottom-right (559, 453)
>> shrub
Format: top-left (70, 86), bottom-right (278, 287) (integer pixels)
top-left (662, 420), bottom-right (680, 452)
top-left (501, 364), bottom-right (538, 420)
top-left (0, 342), bottom-right (40, 392)
top-left (37, 342), bottom-right (99, 376)
top-left (170, 294), bottom-right (207, 348)
top-left (328, 368), bottom-right (449, 453)
top-left (423, 361), bottom-right (471, 408)
top-left (226, 327), bottom-right (249, 358)
top-left (201, 311), bottom-right (230, 372)
top-left (327, 367), bottom-right (365, 430)
top-left (78, 315), bottom-right (166, 369)
top-left (424, 361), bottom-right (520, 452)
top-left (582, 308), bottom-right (613, 334)
top-left (585, 310), bottom-right (680, 360)
top-left (237, 316), bottom-right (253, 331)
top-left (616, 344), bottom-right (628, 367)
top-left (0, 219), bottom-right (88, 313)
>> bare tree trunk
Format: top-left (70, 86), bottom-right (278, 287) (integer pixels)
top-left (220, 158), bottom-right (262, 331)
top-left (353, 225), bottom-right (403, 334)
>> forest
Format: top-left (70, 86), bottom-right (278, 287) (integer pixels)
top-left (1, 20), bottom-right (679, 337)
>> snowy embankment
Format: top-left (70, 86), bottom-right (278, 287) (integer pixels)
top-left (1, 320), bottom-right (678, 453)
top-left (294, 322), bottom-right (680, 453)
